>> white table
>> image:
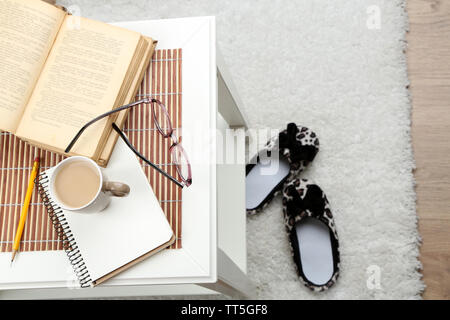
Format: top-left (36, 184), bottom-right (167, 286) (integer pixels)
top-left (0, 17), bottom-right (254, 299)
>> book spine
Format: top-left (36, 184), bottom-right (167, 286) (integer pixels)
top-left (36, 173), bottom-right (92, 288)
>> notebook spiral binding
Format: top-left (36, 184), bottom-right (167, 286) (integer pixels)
top-left (36, 173), bottom-right (92, 288)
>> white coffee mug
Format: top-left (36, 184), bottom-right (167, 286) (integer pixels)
top-left (49, 156), bottom-right (130, 214)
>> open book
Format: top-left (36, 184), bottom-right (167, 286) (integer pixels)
top-left (0, 0), bottom-right (156, 166)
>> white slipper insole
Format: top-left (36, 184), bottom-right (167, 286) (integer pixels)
top-left (246, 157), bottom-right (290, 210)
top-left (296, 217), bottom-right (334, 285)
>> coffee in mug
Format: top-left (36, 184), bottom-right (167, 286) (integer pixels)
top-left (49, 156), bottom-right (130, 214)
top-left (53, 160), bottom-right (101, 208)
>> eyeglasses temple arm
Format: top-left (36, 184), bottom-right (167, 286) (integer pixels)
top-left (64, 99), bottom-right (152, 153)
top-left (112, 123), bottom-right (184, 189)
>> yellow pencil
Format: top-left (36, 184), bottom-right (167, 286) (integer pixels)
top-left (11, 157), bottom-right (40, 263)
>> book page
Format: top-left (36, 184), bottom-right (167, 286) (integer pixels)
top-left (16, 16), bottom-right (141, 157)
top-left (0, 0), bottom-right (65, 133)
top-left (98, 39), bottom-right (155, 166)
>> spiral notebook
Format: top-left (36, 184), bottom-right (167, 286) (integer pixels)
top-left (36, 138), bottom-right (175, 287)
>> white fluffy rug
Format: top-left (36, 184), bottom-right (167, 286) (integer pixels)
top-left (57, 0), bottom-right (424, 299)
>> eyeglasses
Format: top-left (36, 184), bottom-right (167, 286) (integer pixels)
top-left (65, 98), bottom-right (192, 188)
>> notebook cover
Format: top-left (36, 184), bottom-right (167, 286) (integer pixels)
top-left (36, 137), bottom-right (174, 287)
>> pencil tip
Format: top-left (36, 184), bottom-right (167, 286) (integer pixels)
top-left (11, 251), bottom-right (16, 264)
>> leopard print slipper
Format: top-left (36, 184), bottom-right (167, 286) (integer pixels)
top-left (246, 123), bottom-right (319, 215)
top-left (282, 179), bottom-right (340, 291)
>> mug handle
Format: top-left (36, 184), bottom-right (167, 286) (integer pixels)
top-left (104, 182), bottom-right (130, 197)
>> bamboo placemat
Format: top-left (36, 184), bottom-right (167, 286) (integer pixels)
top-left (0, 48), bottom-right (182, 252)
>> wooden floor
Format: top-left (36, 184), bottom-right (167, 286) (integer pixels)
top-left (408, 0), bottom-right (450, 300)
